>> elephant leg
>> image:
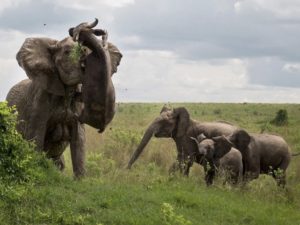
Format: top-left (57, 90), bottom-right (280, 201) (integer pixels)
top-left (271, 169), bottom-right (286, 187)
top-left (276, 173), bottom-right (286, 187)
top-left (172, 153), bottom-right (185, 174)
top-left (25, 91), bottom-right (51, 151)
top-left (273, 157), bottom-right (290, 187)
top-left (23, 104), bottom-right (48, 151)
top-left (205, 169), bottom-right (216, 186)
top-left (204, 163), bottom-right (216, 186)
top-left (183, 158), bottom-right (194, 176)
top-left (53, 155), bottom-right (65, 171)
top-left (44, 138), bottom-right (69, 171)
top-left (169, 161), bottom-right (180, 175)
top-left (230, 172), bottom-right (240, 185)
top-left (70, 122), bottom-right (86, 177)
top-left (168, 157), bottom-right (193, 176)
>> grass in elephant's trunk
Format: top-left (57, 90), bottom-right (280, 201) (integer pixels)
top-left (69, 43), bottom-right (84, 64)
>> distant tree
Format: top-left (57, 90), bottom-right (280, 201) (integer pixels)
top-left (271, 109), bottom-right (288, 126)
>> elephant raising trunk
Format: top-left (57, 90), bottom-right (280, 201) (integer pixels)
top-left (6, 19), bottom-right (122, 177)
top-left (69, 18), bottom-right (120, 132)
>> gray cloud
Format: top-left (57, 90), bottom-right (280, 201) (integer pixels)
top-left (111, 0), bottom-right (300, 61)
top-left (0, 0), bottom-right (300, 102)
top-left (247, 57), bottom-right (300, 88)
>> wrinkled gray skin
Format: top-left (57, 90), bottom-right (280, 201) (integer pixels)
top-left (127, 106), bottom-right (242, 185)
top-left (229, 129), bottom-right (291, 186)
top-left (191, 135), bottom-right (243, 184)
top-left (6, 19), bottom-right (122, 177)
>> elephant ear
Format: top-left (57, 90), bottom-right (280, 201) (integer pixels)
top-left (16, 37), bottom-right (65, 96)
top-left (160, 104), bottom-right (172, 114)
top-left (173, 107), bottom-right (190, 137)
top-left (212, 135), bottom-right (233, 159)
top-left (197, 133), bottom-right (207, 142)
top-left (229, 129), bottom-right (251, 152)
top-left (107, 42), bottom-right (122, 75)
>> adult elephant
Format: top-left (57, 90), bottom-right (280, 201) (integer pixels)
top-left (228, 129), bottom-right (291, 186)
top-left (127, 106), bottom-right (242, 185)
top-left (6, 19), bottom-right (122, 177)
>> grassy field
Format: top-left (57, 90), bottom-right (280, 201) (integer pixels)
top-left (1, 103), bottom-right (300, 225)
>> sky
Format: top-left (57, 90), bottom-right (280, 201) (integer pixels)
top-left (0, 0), bottom-right (300, 103)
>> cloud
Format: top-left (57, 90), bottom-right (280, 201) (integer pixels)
top-left (282, 63), bottom-right (300, 74)
top-left (111, 0), bottom-right (300, 63)
top-left (235, 0), bottom-right (300, 19)
top-left (0, 30), bottom-right (31, 100)
top-left (0, 0), bottom-right (31, 14)
top-left (114, 50), bottom-right (249, 102)
top-left (246, 57), bottom-right (300, 88)
top-left (0, 0), bottom-right (300, 103)
top-left (50, 0), bottom-right (134, 9)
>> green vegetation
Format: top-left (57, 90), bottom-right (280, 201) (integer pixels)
top-left (271, 109), bottom-right (289, 126)
top-left (1, 102), bottom-right (300, 224)
top-left (70, 43), bottom-right (84, 64)
top-left (0, 102), bottom-right (51, 185)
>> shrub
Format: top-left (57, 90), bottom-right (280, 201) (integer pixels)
top-left (213, 109), bottom-right (222, 115)
top-left (0, 102), bottom-right (50, 185)
top-left (161, 202), bottom-right (191, 225)
top-left (271, 109), bottom-right (288, 126)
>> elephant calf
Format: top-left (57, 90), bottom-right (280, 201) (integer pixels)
top-left (229, 129), bottom-right (291, 186)
top-left (191, 134), bottom-right (243, 185)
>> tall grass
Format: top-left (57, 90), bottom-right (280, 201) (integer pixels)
top-left (1, 103), bottom-right (300, 224)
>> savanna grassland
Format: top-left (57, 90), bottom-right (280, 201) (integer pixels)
top-left (1, 103), bottom-right (300, 225)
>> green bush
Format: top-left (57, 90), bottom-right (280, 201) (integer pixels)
top-left (271, 109), bottom-right (288, 126)
top-left (161, 202), bottom-right (191, 225)
top-left (0, 102), bottom-right (50, 185)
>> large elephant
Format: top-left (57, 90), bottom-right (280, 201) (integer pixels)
top-left (191, 134), bottom-right (243, 184)
top-left (228, 129), bottom-right (291, 186)
top-left (6, 19), bottom-right (122, 177)
top-left (127, 106), bottom-right (242, 185)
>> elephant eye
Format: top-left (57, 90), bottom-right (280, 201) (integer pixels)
top-left (64, 49), bottom-right (71, 55)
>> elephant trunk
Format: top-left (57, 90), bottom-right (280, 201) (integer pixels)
top-left (127, 121), bottom-right (159, 169)
top-left (86, 18), bottom-right (98, 28)
top-left (77, 27), bottom-right (114, 132)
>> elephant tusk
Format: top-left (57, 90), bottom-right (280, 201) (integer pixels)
top-left (75, 33), bottom-right (80, 42)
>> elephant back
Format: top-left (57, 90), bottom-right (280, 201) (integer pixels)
top-left (6, 79), bottom-right (31, 109)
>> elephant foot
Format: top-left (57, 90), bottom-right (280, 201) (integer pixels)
top-left (53, 155), bottom-right (65, 171)
top-left (73, 169), bottom-right (85, 179)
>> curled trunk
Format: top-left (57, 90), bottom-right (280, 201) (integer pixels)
top-left (77, 29), bottom-right (114, 132)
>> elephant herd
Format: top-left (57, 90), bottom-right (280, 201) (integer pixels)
top-left (5, 19), bottom-right (297, 187)
top-left (127, 106), bottom-right (295, 186)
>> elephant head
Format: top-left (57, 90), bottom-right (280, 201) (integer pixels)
top-left (16, 19), bottom-right (122, 131)
top-left (191, 134), bottom-right (234, 165)
top-left (127, 106), bottom-right (191, 169)
top-left (16, 37), bottom-right (77, 96)
top-left (172, 107), bottom-right (190, 137)
top-left (228, 129), bottom-right (251, 153)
